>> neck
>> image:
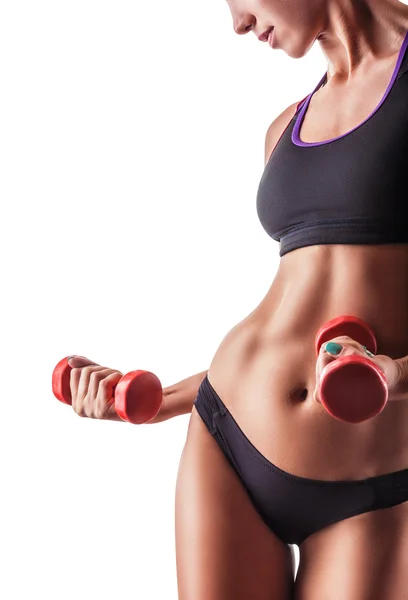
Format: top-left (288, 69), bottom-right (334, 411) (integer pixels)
top-left (318, 0), bottom-right (408, 80)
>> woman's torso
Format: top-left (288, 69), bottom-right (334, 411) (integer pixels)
top-left (207, 244), bottom-right (408, 481)
top-left (207, 48), bottom-right (408, 482)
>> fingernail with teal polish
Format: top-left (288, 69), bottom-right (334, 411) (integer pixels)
top-left (363, 345), bottom-right (375, 357)
top-left (325, 342), bottom-right (343, 355)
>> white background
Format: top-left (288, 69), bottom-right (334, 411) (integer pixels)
top-left (0, 0), bottom-right (380, 597)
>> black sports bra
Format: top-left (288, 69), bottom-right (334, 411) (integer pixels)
top-left (256, 29), bottom-right (408, 257)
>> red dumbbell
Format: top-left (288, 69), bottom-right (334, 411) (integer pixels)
top-left (315, 315), bottom-right (388, 424)
top-left (52, 357), bottom-right (163, 424)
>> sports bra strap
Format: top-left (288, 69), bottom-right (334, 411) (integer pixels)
top-left (296, 96), bottom-right (309, 113)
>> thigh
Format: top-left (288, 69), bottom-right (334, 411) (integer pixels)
top-left (175, 405), bottom-right (295, 600)
top-left (294, 501), bottom-right (408, 600)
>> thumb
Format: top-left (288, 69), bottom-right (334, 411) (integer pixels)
top-left (67, 355), bottom-right (98, 367)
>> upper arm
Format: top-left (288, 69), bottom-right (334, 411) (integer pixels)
top-left (264, 98), bottom-right (306, 166)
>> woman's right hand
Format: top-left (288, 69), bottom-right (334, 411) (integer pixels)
top-left (67, 356), bottom-right (125, 421)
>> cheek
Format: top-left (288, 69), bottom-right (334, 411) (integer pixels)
top-left (256, 0), bottom-right (277, 18)
top-left (259, 0), bottom-right (320, 28)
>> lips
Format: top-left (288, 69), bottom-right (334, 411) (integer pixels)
top-left (259, 26), bottom-right (274, 42)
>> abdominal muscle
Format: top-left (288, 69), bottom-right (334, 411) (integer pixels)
top-left (207, 243), bottom-right (408, 481)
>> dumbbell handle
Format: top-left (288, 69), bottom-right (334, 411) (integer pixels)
top-left (315, 315), bottom-right (388, 423)
top-left (52, 357), bottom-right (163, 424)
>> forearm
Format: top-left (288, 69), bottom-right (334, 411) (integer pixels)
top-left (146, 369), bottom-right (208, 424)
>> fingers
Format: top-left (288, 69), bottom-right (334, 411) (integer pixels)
top-left (321, 335), bottom-right (370, 360)
top-left (70, 365), bottom-right (108, 416)
top-left (323, 335), bottom-right (365, 355)
top-left (78, 367), bottom-right (111, 406)
top-left (68, 358), bottom-right (123, 419)
top-left (67, 356), bottom-right (99, 368)
top-left (316, 335), bottom-right (371, 380)
top-left (314, 335), bottom-right (370, 404)
top-left (95, 371), bottom-right (124, 420)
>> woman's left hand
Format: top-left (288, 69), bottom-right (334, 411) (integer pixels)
top-left (312, 335), bottom-right (408, 404)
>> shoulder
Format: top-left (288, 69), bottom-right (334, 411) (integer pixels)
top-left (264, 97), bottom-right (307, 165)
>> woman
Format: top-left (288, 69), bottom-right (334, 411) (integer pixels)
top-left (66, 0), bottom-right (408, 596)
top-left (174, 0), bottom-right (408, 598)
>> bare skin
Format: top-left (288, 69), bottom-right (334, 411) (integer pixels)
top-left (176, 1), bottom-right (408, 598)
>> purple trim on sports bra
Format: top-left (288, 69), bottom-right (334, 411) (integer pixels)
top-left (292, 29), bottom-right (408, 147)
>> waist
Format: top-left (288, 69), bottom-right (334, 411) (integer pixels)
top-left (207, 248), bottom-right (408, 479)
top-left (257, 243), bottom-right (408, 357)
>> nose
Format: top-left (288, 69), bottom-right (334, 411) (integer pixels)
top-left (233, 16), bottom-right (255, 35)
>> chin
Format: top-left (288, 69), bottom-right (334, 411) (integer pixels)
top-left (284, 44), bottom-right (310, 59)
top-left (290, 36), bottom-right (319, 59)
top-left (287, 48), bottom-right (307, 58)
top-left (277, 32), bottom-right (312, 59)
